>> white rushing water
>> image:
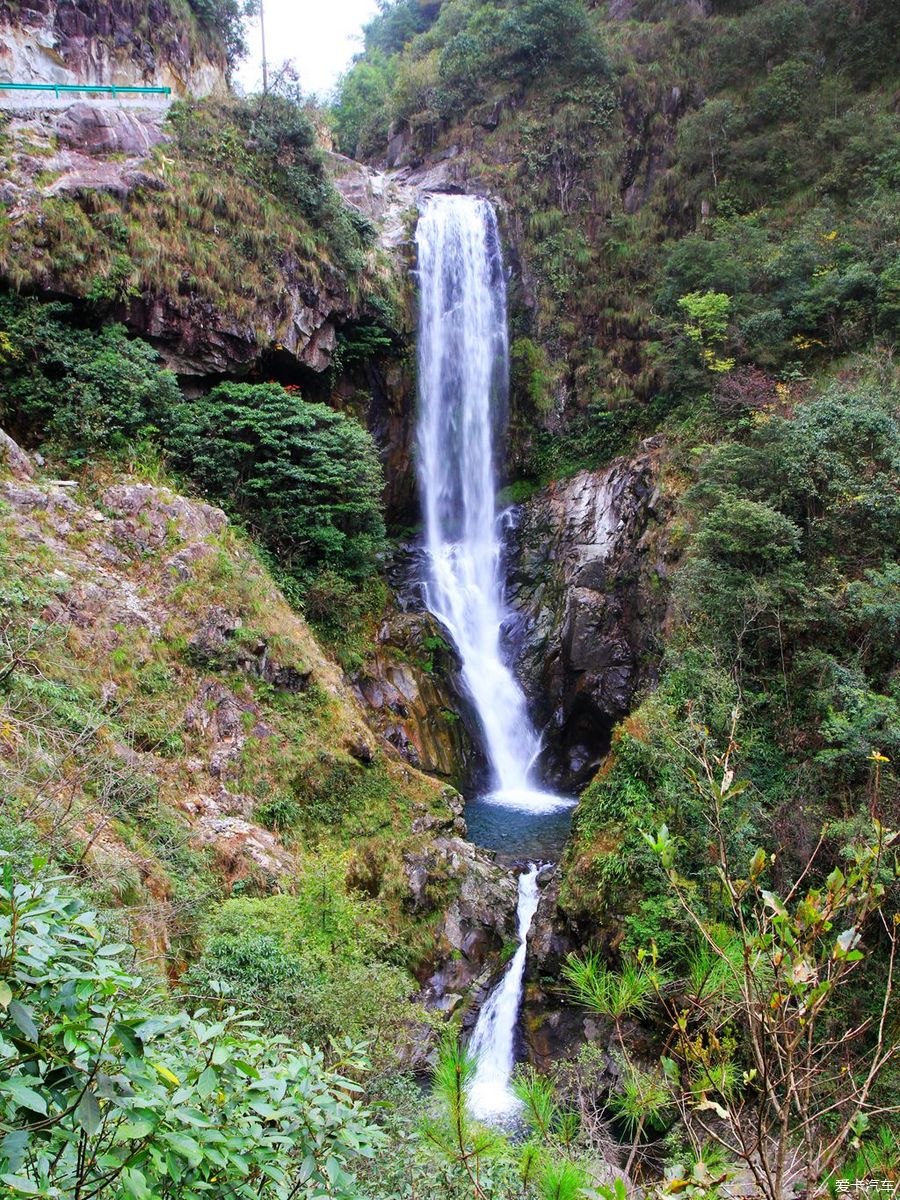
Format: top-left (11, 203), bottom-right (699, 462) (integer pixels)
top-left (415, 194), bottom-right (570, 1121)
top-left (415, 193), bottom-right (568, 816)
top-left (467, 864), bottom-right (541, 1120)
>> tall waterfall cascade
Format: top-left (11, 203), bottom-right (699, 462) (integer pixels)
top-left (415, 193), bottom-right (570, 1121)
top-left (415, 193), bottom-right (568, 814)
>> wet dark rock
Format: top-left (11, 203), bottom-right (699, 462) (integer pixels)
top-left (121, 266), bottom-right (347, 377)
top-left (348, 737), bottom-right (375, 765)
top-left (506, 438), bottom-right (671, 790)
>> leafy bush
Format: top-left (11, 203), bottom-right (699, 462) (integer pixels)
top-left (363, 0), bottom-right (442, 56)
top-left (188, 0), bottom-right (256, 66)
top-left (166, 381), bottom-right (386, 585)
top-left (185, 874), bottom-right (418, 1049)
top-left (0, 858), bottom-right (381, 1198)
top-left (494, 0), bottom-right (607, 82)
top-left (0, 296), bottom-right (180, 463)
top-left (0, 300), bottom-right (386, 589)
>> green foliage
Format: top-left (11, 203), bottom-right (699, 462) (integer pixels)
top-left (166, 381), bottom-right (386, 586)
top-left (0, 858), bottom-right (382, 1198)
top-left (335, 0), bottom-right (608, 131)
top-left (185, 867), bottom-right (418, 1048)
top-left (566, 732), bottom-right (898, 1197)
top-left (639, 737), bottom-right (899, 1198)
top-left (188, 0), bottom-right (257, 66)
top-left (678, 291), bottom-right (735, 373)
top-left (329, 322), bottom-right (394, 381)
top-left (419, 1036), bottom-right (588, 1200)
top-left (493, 0), bottom-right (607, 82)
top-left (510, 336), bottom-right (555, 416)
top-left (332, 53), bottom-right (397, 159)
top-left (0, 296), bottom-right (179, 463)
top-left (0, 303), bottom-right (386, 590)
top-left (364, 0), bottom-right (442, 57)
top-left (608, 1061), bottom-right (672, 1138)
top-left (560, 954), bottom-right (655, 1023)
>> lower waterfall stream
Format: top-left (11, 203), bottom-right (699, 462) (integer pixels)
top-left (415, 193), bottom-right (574, 1121)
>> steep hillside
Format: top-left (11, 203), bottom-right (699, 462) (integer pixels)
top-left (0, 429), bottom-right (522, 1051)
top-left (0, 94), bottom-right (396, 376)
top-left (337, 0), bottom-right (899, 478)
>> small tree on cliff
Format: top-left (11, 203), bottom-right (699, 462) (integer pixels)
top-left (566, 714), bottom-right (899, 1198)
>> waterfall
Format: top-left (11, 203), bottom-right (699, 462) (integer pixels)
top-left (415, 194), bottom-right (569, 1121)
top-left (467, 865), bottom-right (540, 1120)
top-left (415, 193), bottom-right (568, 815)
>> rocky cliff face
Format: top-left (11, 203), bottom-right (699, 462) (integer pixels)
top-left (0, 99), bottom-right (357, 378)
top-left (506, 438), bottom-right (671, 790)
top-left (354, 606), bottom-right (484, 784)
top-left (0, 0), bottom-right (227, 96)
top-left (0, 429), bottom-right (520, 996)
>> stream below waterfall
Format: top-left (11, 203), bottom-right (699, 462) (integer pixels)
top-left (415, 193), bottom-right (575, 1122)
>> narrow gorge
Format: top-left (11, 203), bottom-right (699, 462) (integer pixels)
top-left (414, 192), bottom-right (579, 1119)
top-left (1, 0), bottom-right (897, 1196)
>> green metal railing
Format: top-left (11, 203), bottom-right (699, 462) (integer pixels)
top-left (0, 83), bottom-right (171, 98)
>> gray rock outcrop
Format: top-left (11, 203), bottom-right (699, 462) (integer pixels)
top-left (0, 0), bottom-right (227, 99)
top-left (506, 438), bottom-right (671, 789)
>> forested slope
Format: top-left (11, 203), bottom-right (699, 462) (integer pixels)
top-left (0, 0), bottom-right (897, 1194)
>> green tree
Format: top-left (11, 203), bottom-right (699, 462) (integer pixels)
top-left (332, 54), bottom-right (396, 158)
top-left (188, 0), bottom-right (258, 67)
top-left (678, 291), bottom-right (736, 373)
top-left (165, 381), bottom-right (386, 584)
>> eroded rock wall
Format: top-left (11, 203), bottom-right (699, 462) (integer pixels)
top-left (506, 438), bottom-right (671, 790)
top-left (0, 0), bottom-right (227, 96)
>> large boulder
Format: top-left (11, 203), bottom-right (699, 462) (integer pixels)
top-left (0, 428), bottom-right (35, 480)
top-left (354, 607), bottom-right (483, 784)
top-left (406, 836), bottom-right (520, 1005)
top-left (55, 104), bottom-right (167, 155)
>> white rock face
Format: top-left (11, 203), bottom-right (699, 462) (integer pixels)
top-left (0, 6), bottom-right (227, 101)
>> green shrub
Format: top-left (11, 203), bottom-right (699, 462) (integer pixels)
top-left (494, 0), bottom-right (607, 81)
top-left (0, 296), bottom-right (180, 463)
top-left (0, 858), bottom-right (381, 1198)
top-left (187, 876), bottom-right (418, 1048)
top-left (165, 381), bottom-right (386, 586)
